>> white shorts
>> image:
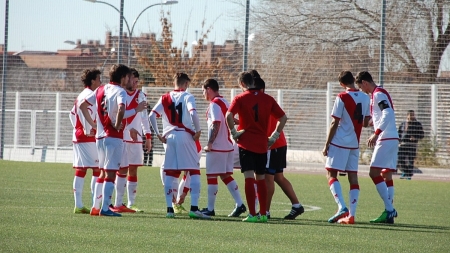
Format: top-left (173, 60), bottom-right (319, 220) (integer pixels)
top-left (206, 151), bottom-right (234, 176)
top-left (163, 130), bottom-right (200, 171)
top-left (98, 137), bottom-right (124, 171)
top-left (120, 141), bottom-right (129, 169)
top-left (325, 145), bottom-right (359, 172)
top-left (371, 139), bottom-right (399, 171)
top-left (73, 142), bottom-right (98, 169)
top-left (124, 142), bottom-right (144, 166)
top-left (233, 142), bottom-right (241, 168)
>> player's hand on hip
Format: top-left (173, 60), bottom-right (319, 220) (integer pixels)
top-left (193, 131), bottom-right (201, 141)
top-left (203, 143), bottom-right (212, 152)
top-left (322, 145), bottom-right (329, 156)
top-left (129, 128), bottom-right (140, 142)
top-left (157, 134), bottom-right (166, 144)
top-left (267, 131), bottom-right (280, 148)
top-left (230, 128), bottom-right (245, 141)
top-left (367, 134), bottom-right (378, 148)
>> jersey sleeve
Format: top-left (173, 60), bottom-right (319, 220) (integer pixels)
top-left (117, 89), bottom-right (126, 107)
top-left (185, 94), bottom-right (197, 112)
top-left (331, 96), bottom-right (344, 119)
top-left (228, 96), bottom-right (240, 115)
top-left (151, 97), bottom-right (164, 117)
top-left (209, 103), bottom-right (222, 122)
top-left (373, 92), bottom-right (395, 134)
top-left (270, 98), bottom-right (285, 119)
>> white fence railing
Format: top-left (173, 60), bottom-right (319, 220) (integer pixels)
top-left (1, 84), bottom-right (449, 168)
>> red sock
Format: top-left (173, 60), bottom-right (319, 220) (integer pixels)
top-left (245, 178), bottom-right (256, 216)
top-left (256, 179), bottom-right (267, 215)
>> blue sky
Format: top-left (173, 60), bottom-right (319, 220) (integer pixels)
top-left (0, 0), bottom-right (246, 52)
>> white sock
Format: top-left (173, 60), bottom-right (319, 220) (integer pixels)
top-left (223, 177), bottom-right (243, 206)
top-left (373, 177), bottom-right (394, 211)
top-left (92, 179), bottom-right (104, 209)
top-left (190, 174), bottom-right (201, 207)
top-left (114, 174), bottom-right (127, 207)
top-left (386, 180), bottom-right (395, 205)
top-left (101, 180), bottom-right (115, 212)
top-left (349, 185), bottom-right (360, 217)
top-left (127, 176), bottom-right (138, 207)
top-left (329, 178), bottom-right (346, 210)
top-left (207, 178), bottom-right (218, 211)
top-left (177, 175), bottom-right (187, 202)
top-left (73, 175), bottom-right (85, 208)
top-left (90, 175), bottom-right (98, 200)
top-left (164, 175), bottom-right (176, 208)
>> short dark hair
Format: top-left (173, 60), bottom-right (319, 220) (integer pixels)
top-left (173, 72), bottom-right (191, 86)
top-left (81, 68), bottom-right (101, 87)
top-left (238, 71), bottom-right (254, 87)
top-left (250, 70), bottom-right (265, 90)
top-left (109, 64), bottom-right (130, 83)
top-left (338, 71), bottom-right (355, 86)
top-left (203, 79), bottom-right (219, 92)
top-left (355, 71), bottom-right (374, 84)
top-left (407, 110), bottom-right (415, 115)
top-left (130, 68), bottom-right (139, 78)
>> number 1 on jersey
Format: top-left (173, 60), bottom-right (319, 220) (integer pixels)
top-left (168, 102), bottom-right (183, 123)
top-left (252, 104), bottom-right (259, 122)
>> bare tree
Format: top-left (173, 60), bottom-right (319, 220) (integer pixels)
top-left (136, 12), bottom-right (240, 88)
top-left (249, 0), bottom-right (450, 85)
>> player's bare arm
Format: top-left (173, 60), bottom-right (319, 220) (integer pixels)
top-left (363, 116), bottom-right (372, 127)
top-left (322, 117), bottom-right (340, 156)
top-left (144, 137), bottom-right (152, 153)
top-left (79, 100), bottom-right (96, 130)
top-left (114, 104), bottom-right (125, 131)
top-left (148, 110), bottom-right (166, 144)
top-left (204, 121), bottom-right (220, 152)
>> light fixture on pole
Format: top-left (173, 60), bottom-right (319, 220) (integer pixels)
top-left (83, 0), bottom-right (178, 65)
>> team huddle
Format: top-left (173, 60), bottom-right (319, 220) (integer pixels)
top-left (70, 65), bottom-right (398, 224)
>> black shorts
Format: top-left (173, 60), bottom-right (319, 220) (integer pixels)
top-left (265, 146), bottom-right (287, 175)
top-left (238, 147), bottom-right (267, 175)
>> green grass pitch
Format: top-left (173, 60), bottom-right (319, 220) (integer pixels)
top-left (0, 160), bottom-right (449, 252)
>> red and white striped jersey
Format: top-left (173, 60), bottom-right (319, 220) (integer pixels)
top-left (84, 82), bottom-right (127, 139)
top-left (123, 89), bottom-right (151, 142)
top-left (70, 88), bottom-right (97, 143)
top-left (206, 96), bottom-right (233, 152)
top-left (151, 90), bottom-right (197, 137)
top-left (330, 89), bottom-right (370, 149)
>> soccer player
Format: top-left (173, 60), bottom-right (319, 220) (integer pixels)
top-left (200, 79), bottom-right (246, 217)
top-left (226, 71), bottom-right (287, 223)
top-left (250, 70), bottom-right (304, 220)
top-left (80, 64), bottom-right (146, 217)
top-left (322, 71), bottom-right (371, 224)
top-left (149, 72), bottom-right (209, 219)
top-left (69, 68), bottom-right (102, 214)
top-left (110, 68), bottom-right (152, 213)
top-left (355, 71), bottom-right (399, 224)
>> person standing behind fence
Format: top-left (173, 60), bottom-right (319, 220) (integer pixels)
top-left (69, 68), bottom-right (102, 214)
top-left (200, 78), bottom-right (246, 217)
top-left (226, 71), bottom-right (288, 223)
top-left (356, 71), bottom-right (398, 224)
top-left (149, 72), bottom-right (209, 219)
top-left (397, 110), bottom-right (424, 180)
top-left (322, 71), bottom-right (371, 225)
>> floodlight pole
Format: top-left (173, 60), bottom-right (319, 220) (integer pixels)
top-left (242, 0), bottom-right (250, 71)
top-left (1, 0), bottom-right (9, 159)
top-left (379, 0), bottom-right (387, 86)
